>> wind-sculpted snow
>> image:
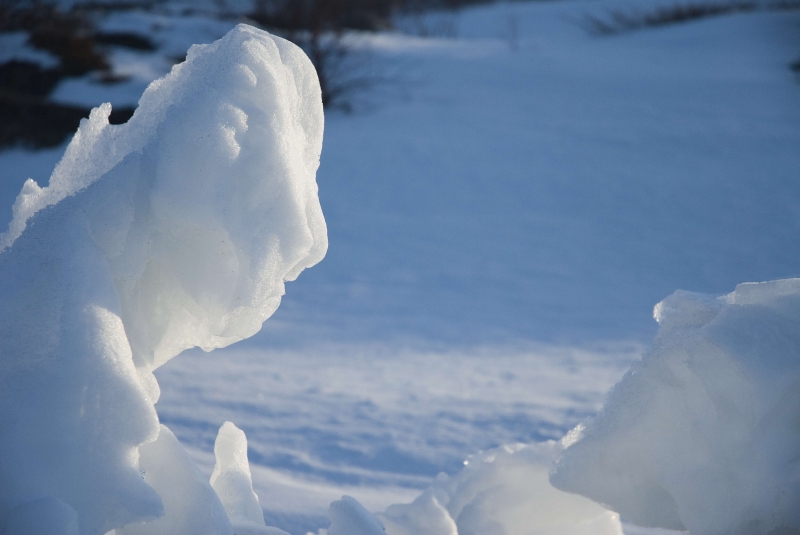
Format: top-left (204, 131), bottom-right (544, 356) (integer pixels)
top-left (551, 279), bottom-right (800, 535)
top-left (0, 24), bottom-right (325, 535)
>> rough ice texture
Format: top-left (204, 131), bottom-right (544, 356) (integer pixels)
top-left (0, 23), bottom-right (325, 535)
top-left (119, 425), bottom-right (232, 535)
top-left (211, 422), bottom-right (285, 535)
top-left (551, 279), bottom-right (800, 535)
top-left (379, 441), bottom-right (622, 535)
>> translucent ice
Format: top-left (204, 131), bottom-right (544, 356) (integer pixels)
top-left (551, 280), bottom-right (800, 535)
top-left (0, 23), bottom-right (325, 535)
top-left (211, 422), bottom-right (282, 535)
top-left (380, 441), bottom-right (622, 535)
top-left (119, 426), bottom-right (232, 535)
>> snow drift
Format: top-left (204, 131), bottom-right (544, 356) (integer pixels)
top-left (0, 24), bottom-right (325, 535)
top-left (551, 280), bottom-right (800, 535)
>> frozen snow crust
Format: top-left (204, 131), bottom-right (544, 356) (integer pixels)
top-left (552, 280), bottom-right (800, 535)
top-left (0, 24), bottom-right (325, 535)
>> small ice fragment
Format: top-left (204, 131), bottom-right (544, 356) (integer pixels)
top-left (211, 422), bottom-right (282, 535)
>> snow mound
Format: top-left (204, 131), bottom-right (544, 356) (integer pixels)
top-left (0, 23), bottom-right (325, 535)
top-left (551, 279), bottom-right (800, 535)
top-left (328, 496), bottom-right (387, 535)
top-left (380, 441), bottom-right (622, 535)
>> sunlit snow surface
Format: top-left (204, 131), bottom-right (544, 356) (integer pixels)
top-left (155, 344), bottom-right (638, 531)
top-left (1, 0), bottom-right (799, 533)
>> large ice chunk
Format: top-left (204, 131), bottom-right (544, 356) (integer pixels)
top-left (551, 280), bottom-right (800, 535)
top-left (0, 23), bottom-right (325, 535)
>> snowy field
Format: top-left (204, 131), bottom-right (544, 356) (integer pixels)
top-left (1, 1), bottom-right (799, 533)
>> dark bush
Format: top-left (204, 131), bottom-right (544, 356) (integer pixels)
top-left (251, 0), bottom-right (494, 33)
top-left (579, 1), bottom-right (799, 36)
top-left (249, 0), bottom-right (385, 109)
top-left (251, 0), bottom-right (397, 32)
top-left (0, 0), bottom-right (496, 145)
top-left (0, 0), bottom-right (138, 148)
top-left (0, 1), bottom-right (109, 74)
top-left (0, 60), bottom-right (61, 97)
top-left (0, 58), bottom-right (135, 149)
top-left (94, 31), bottom-right (156, 51)
top-left (249, 0), bottom-right (494, 109)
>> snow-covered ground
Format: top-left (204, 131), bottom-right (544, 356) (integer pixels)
top-left (156, 343), bottom-right (638, 532)
top-left (1, 1), bottom-right (799, 533)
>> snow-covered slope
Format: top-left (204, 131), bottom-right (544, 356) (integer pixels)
top-left (265, 1), bottom-right (800, 348)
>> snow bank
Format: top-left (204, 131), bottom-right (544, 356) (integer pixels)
top-left (378, 441), bottom-right (622, 535)
top-left (551, 280), bottom-right (800, 535)
top-left (0, 23), bottom-right (325, 535)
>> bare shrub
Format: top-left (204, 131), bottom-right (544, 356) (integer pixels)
top-left (579, 1), bottom-right (800, 36)
top-left (248, 1), bottom-right (390, 110)
top-left (0, 0), bottom-right (137, 148)
top-left (248, 0), bottom-right (496, 109)
top-left (251, 0), bottom-right (396, 32)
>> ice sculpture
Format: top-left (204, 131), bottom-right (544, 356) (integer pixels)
top-left (0, 24), bottom-right (325, 535)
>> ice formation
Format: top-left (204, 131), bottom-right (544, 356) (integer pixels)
top-left (0, 23), bottom-right (325, 535)
top-left (211, 423), bottom-right (288, 535)
top-left (551, 280), bottom-right (800, 535)
top-left (119, 425), bottom-right (232, 535)
top-left (379, 441), bottom-right (622, 535)
top-left (327, 496), bottom-right (387, 535)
